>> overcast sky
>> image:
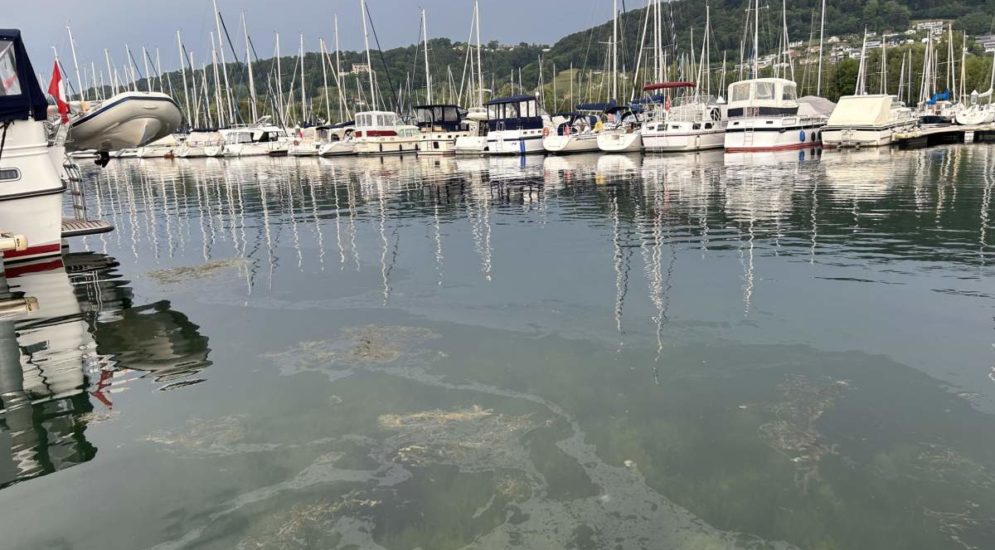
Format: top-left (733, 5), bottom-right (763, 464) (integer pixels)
top-left (13, 0), bottom-right (616, 78)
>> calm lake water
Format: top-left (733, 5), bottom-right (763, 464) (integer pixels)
top-left (1, 146), bottom-right (994, 549)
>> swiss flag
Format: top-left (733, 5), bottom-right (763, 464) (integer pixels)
top-left (48, 61), bottom-right (70, 123)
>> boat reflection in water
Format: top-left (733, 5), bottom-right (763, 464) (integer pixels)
top-left (0, 253), bottom-right (211, 488)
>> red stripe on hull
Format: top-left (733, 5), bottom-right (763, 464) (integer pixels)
top-left (3, 243), bottom-right (62, 260)
top-left (725, 142), bottom-right (821, 153)
top-left (4, 258), bottom-right (65, 278)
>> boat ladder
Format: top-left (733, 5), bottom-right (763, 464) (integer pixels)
top-left (61, 159), bottom-right (115, 238)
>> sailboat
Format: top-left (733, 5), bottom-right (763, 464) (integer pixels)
top-left (352, 0), bottom-right (420, 155)
top-left (955, 49), bottom-right (995, 125)
top-left (724, 0), bottom-right (828, 152)
top-left (454, 0), bottom-right (490, 155)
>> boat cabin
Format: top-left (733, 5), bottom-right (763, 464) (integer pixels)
top-left (224, 126), bottom-right (284, 145)
top-left (414, 104), bottom-right (464, 132)
top-left (485, 95), bottom-right (543, 131)
top-left (354, 110), bottom-right (401, 138)
top-left (726, 78), bottom-right (798, 117)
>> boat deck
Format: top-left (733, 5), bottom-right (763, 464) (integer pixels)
top-left (62, 218), bottom-right (115, 238)
top-left (893, 124), bottom-right (995, 149)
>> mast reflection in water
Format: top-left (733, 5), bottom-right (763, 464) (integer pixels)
top-left (0, 253), bottom-right (211, 488)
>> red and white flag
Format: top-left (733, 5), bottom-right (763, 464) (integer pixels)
top-left (48, 61), bottom-right (70, 123)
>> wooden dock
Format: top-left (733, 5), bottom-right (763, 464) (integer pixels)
top-left (893, 124), bottom-right (995, 149)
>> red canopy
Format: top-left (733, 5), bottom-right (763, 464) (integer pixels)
top-left (642, 81), bottom-right (696, 92)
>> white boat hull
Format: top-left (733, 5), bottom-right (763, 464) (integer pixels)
top-left (821, 125), bottom-right (913, 149)
top-left (597, 130), bottom-right (643, 153)
top-left (542, 133), bottom-right (600, 154)
top-left (486, 129), bottom-right (546, 155)
top-left (643, 128), bottom-right (726, 152)
top-left (355, 137), bottom-right (420, 155)
top-left (0, 194), bottom-right (63, 263)
top-left (318, 141), bottom-right (357, 156)
top-left (724, 117), bottom-right (825, 152)
top-left (66, 92), bottom-right (182, 152)
top-left (454, 136), bottom-right (487, 155)
top-left (955, 108), bottom-right (995, 126)
top-left (418, 131), bottom-right (470, 155)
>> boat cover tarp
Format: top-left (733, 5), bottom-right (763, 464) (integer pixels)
top-left (798, 95), bottom-right (836, 117)
top-left (0, 29), bottom-right (49, 123)
top-left (827, 95), bottom-right (893, 126)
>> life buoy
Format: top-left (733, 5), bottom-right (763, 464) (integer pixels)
top-left (542, 127), bottom-right (550, 137)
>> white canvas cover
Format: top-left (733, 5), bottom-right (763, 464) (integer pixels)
top-left (827, 95), bottom-right (894, 127)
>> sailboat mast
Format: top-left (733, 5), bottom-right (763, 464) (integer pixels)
top-left (142, 46), bottom-right (152, 92)
top-left (177, 32), bottom-right (191, 124)
top-left (475, 0), bottom-right (484, 108)
top-left (104, 49), bottom-right (117, 96)
top-left (335, 15), bottom-right (346, 120)
top-left (360, 0), bottom-right (376, 109)
top-left (880, 39), bottom-right (886, 94)
top-left (212, 0), bottom-right (235, 122)
top-left (612, 0), bottom-right (618, 100)
top-left (66, 25), bottom-right (87, 104)
top-left (752, 0), bottom-right (759, 79)
top-left (299, 34), bottom-right (307, 123)
top-left (320, 39), bottom-right (331, 121)
top-left (242, 13), bottom-right (258, 122)
top-left (210, 35), bottom-right (225, 127)
top-left (276, 33), bottom-right (285, 124)
top-left (422, 9), bottom-right (432, 103)
top-left (817, 0), bottom-right (825, 95)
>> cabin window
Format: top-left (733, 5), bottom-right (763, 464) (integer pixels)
top-left (692, 123), bottom-right (701, 130)
top-left (0, 168), bottom-right (20, 181)
top-left (416, 108), bottom-right (432, 125)
top-left (443, 106), bottom-right (458, 121)
top-left (704, 122), bottom-right (713, 129)
top-left (731, 83), bottom-right (750, 102)
top-left (782, 84), bottom-right (797, 100)
top-left (488, 104), bottom-right (498, 119)
top-left (0, 40), bottom-right (21, 96)
top-left (755, 82), bottom-right (775, 100)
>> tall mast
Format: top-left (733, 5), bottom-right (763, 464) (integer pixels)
top-left (817, 0), bottom-right (825, 95)
top-left (422, 9), bottom-right (432, 103)
top-left (335, 15), bottom-right (346, 120)
top-left (177, 31), bottom-right (191, 123)
top-left (189, 51), bottom-right (201, 126)
top-left (142, 46), bottom-right (152, 92)
top-left (612, 0), bottom-right (618, 99)
top-left (210, 33), bottom-right (225, 127)
top-left (880, 39), bottom-right (886, 94)
top-left (755, 0), bottom-right (763, 81)
top-left (299, 33), bottom-right (307, 123)
top-left (66, 25), bottom-right (87, 104)
top-left (104, 49), bottom-right (117, 96)
top-left (212, 0), bottom-right (235, 122)
top-left (320, 39), bottom-right (331, 121)
top-left (276, 33), bottom-right (285, 124)
top-left (475, 0), bottom-right (484, 108)
top-left (360, 0), bottom-right (376, 109)
top-left (155, 48), bottom-right (165, 93)
top-left (242, 13), bottom-right (258, 122)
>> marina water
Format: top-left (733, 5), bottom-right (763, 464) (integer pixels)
top-left (1, 146), bottom-right (994, 549)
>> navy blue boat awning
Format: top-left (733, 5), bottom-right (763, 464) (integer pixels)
top-left (486, 94), bottom-right (536, 105)
top-left (0, 29), bottom-right (49, 123)
top-left (575, 100), bottom-right (616, 112)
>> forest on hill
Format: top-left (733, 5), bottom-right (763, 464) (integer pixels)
top-left (84, 0), bottom-right (995, 125)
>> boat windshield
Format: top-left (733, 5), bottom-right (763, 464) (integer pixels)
top-left (731, 82), bottom-right (750, 102)
top-left (0, 40), bottom-right (22, 97)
